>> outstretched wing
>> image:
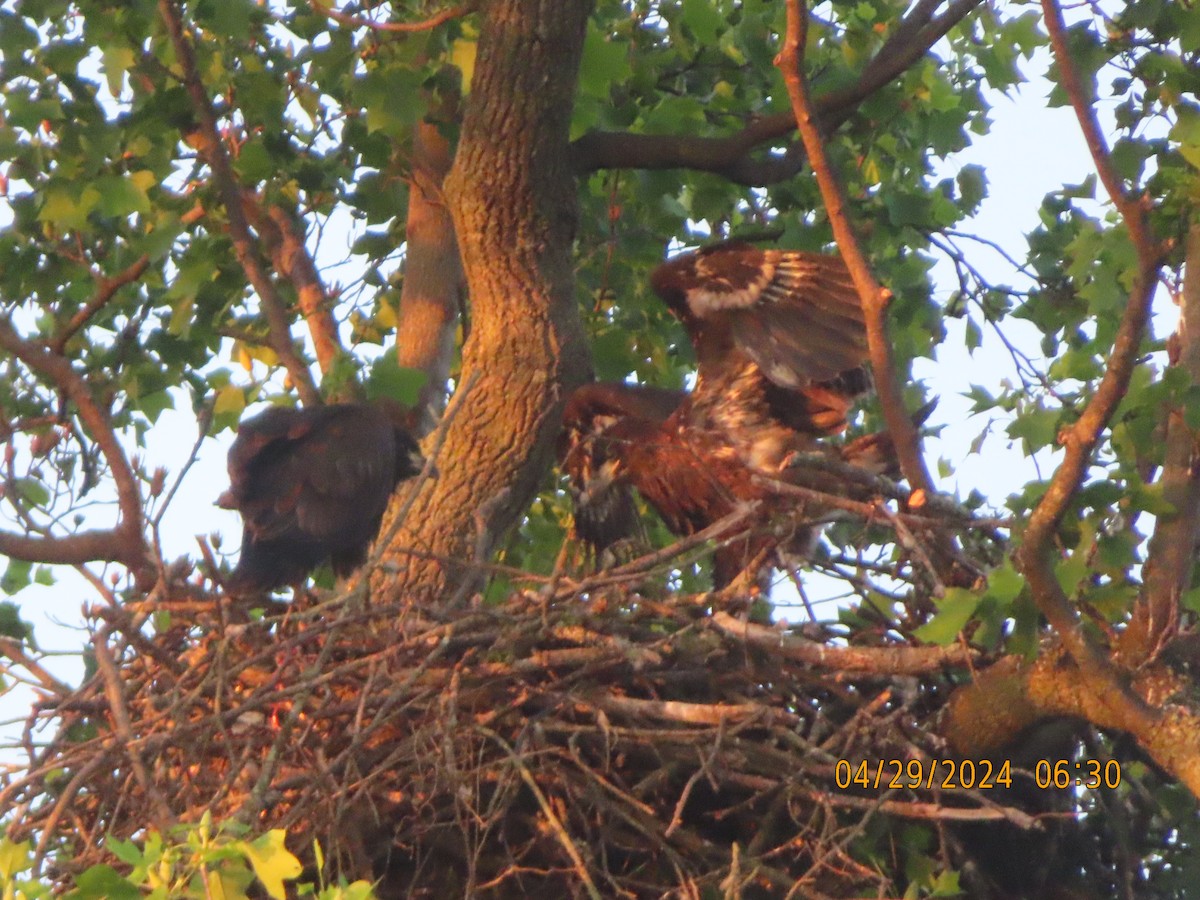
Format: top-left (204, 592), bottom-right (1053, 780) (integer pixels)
top-left (651, 243), bottom-right (869, 390)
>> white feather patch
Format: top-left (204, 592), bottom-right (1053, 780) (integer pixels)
top-left (686, 259), bottom-right (777, 315)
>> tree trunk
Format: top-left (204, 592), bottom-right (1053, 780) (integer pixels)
top-left (377, 0), bottom-right (594, 605)
top-left (397, 71), bottom-right (465, 438)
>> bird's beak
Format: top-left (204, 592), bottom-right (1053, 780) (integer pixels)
top-left (215, 489), bottom-right (237, 509)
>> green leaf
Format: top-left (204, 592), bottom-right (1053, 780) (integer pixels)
top-left (0, 603), bottom-right (32, 640)
top-left (234, 140), bottom-right (275, 183)
top-left (69, 864), bottom-right (141, 900)
top-left (106, 838), bottom-right (145, 867)
top-left (13, 477), bottom-right (50, 507)
top-left (137, 390), bottom-right (174, 424)
top-left (1182, 586), bottom-right (1200, 616)
top-left (681, 0), bottom-right (725, 43)
top-left (1054, 548), bottom-right (1090, 596)
top-left (956, 164), bottom-right (987, 211)
top-left (366, 357), bottom-right (428, 408)
top-left (1170, 106), bottom-right (1200, 170)
top-left (913, 588), bottom-right (979, 645)
top-left (0, 838), bottom-right (32, 880)
top-left (0, 560), bottom-right (33, 597)
top-left (1006, 405), bottom-right (1061, 453)
top-left (39, 185), bottom-right (101, 231)
top-left (94, 174), bottom-right (153, 218)
top-left (358, 68), bottom-right (424, 138)
top-left (579, 26), bottom-right (632, 99)
top-left (237, 831), bottom-right (302, 900)
top-left (100, 45), bottom-right (136, 98)
top-left (984, 560), bottom-right (1025, 605)
top-left (214, 385), bottom-right (247, 416)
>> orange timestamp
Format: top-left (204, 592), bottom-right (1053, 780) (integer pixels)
top-left (834, 758), bottom-right (1013, 791)
top-left (834, 758), bottom-right (1123, 791)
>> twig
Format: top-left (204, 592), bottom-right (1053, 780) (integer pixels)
top-left (92, 625), bottom-right (175, 831)
top-left (479, 727), bottom-right (604, 900)
top-left (709, 611), bottom-right (977, 675)
top-left (49, 255), bottom-right (151, 355)
top-left (0, 639), bottom-right (71, 696)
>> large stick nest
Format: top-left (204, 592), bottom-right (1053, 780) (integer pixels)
top-left (5, 562), bottom-right (1083, 900)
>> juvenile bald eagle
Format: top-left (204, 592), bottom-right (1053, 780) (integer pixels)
top-left (218, 400), bottom-right (427, 593)
top-left (651, 242), bottom-right (872, 470)
top-left (560, 382), bottom-right (817, 586)
top-left (560, 243), bottom-right (880, 587)
top-left (560, 383), bottom-right (932, 589)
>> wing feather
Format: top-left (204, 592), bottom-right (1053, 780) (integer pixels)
top-left (652, 243), bottom-right (870, 390)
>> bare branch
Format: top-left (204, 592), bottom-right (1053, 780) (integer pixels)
top-left (92, 625), bottom-right (175, 832)
top-left (710, 612), bottom-right (977, 675)
top-left (0, 529), bottom-right (141, 567)
top-left (775, 0), bottom-right (934, 496)
top-left (0, 318), bottom-right (146, 574)
top-left (0, 637), bottom-right (72, 696)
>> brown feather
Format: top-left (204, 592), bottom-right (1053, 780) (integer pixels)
top-left (220, 400), bottom-right (426, 593)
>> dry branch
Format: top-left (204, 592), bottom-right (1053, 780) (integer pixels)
top-left (4, 589), bottom-right (1021, 897)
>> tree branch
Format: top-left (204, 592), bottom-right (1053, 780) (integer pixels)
top-left (49, 255), bottom-right (150, 355)
top-left (1012, 0), bottom-right (1165, 685)
top-left (1128, 224), bottom-right (1200, 658)
top-left (0, 529), bottom-right (142, 567)
top-left (570, 0), bottom-right (984, 184)
top-left (397, 72), bottom-right (466, 436)
top-left (710, 611), bottom-right (977, 675)
top-left (158, 0), bottom-right (321, 406)
top-left (252, 202), bottom-right (345, 380)
top-left (943, 649), bottom-right (1200, 797)
top-left (0, 318), bottom-right (147, 574)
top-left (775, 0), bottom-right (934, 497)
top-left (312, 0), bottom-right (475, 34)
top-left (378, 0), bottom-right (593, 604)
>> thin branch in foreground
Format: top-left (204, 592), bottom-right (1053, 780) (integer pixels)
top-left (774, 0), bottom-right (933, 497)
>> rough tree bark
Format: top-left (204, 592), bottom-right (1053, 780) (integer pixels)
top-left (396, 71), bottom-right (465, 437)
top-left (376, 0), bottom-right (594, 605)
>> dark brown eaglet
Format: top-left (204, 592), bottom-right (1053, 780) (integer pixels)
top-left (217, 400), bottom-right (427, 594)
